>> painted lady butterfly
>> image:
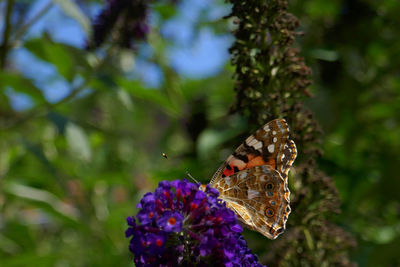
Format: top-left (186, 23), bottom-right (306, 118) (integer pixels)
top-left (201, 119), bottom-right (297, 239)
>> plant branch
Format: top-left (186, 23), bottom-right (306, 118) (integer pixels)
top-left (0, 80), bottom-right (88, 131)
top-left (0, 49), bottom-right (113, 131)
top-left (226, 0), bottom-right (355, 265)
top-left (12, 1), bottom-right (54, 46)
top-left (0, 0), bottom-right (15, 69)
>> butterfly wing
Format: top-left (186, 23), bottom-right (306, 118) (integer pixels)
top-left (213, 165), bottom-right (291, 239)
top-left (277, 139), bottom-right (297, 182)
top-left (209, 118), bottom-right (297, 238)
top-left (210, 118), bottom-right (291, 184)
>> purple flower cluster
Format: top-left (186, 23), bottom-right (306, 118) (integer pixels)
top-left (126, 180), bottom-right (265, 266)
top-left (89, 0), bottom-right (178, 49)
top-left (89, 0), bottom-right (148, 49)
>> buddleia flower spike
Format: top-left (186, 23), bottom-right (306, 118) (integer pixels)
top-left (126, 179), bottom-right (265, 266)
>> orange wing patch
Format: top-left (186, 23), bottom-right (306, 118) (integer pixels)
top-left (210, 118), bottom-right (291, 184)
top-left (221, 155), bottom-right (276, 178)
top-left (247, 156), bottom-right (275, 169)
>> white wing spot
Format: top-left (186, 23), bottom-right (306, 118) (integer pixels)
top-left (268, 144), bottom-right (275, 153)
top-left (272, 131), bottom-right (277, 135)
top-left (253, 141), bottom-right (262, 150)
top-left (276, 120), bottom-right (286, 134)
top-left (239, 172), bottom-right (247, 179)
top-left (247, 137), bottom-right (258, 147)
top-left (273, 137), bottom-right (277, 143)
top-left (247, 189), bottom-right (260, 199)
top-left (260, 175), bottom-right (266, 182)
top-left (225, 177), bottom-right (232, 186)
top-left (263, 125), bottom-right (271, 132)
top-left (281, 154), bottom-right (285, 160)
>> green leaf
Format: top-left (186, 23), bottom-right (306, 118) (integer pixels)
top-left (0, 252), bottom-right (58, 267)
top-left (309, 49), bottom-right (339, 62)
top-left (65, 122), bottom-right (91, 162)
top-left (25, 37), bottom-right (89, 82)
top-left (46, 112), bottom-right (69, 134)
top-left (0, 233), bottom-right (20, 254)
top-left (303, 228), bottom-right (315, 250)
top-left (117, 89), bottom-right (134, 110)
top-left (0, 72), bottom-right (46, 104)
top-left (197, 125), bottom-right (245, 160)
top-left (4, 182), bottom-right (79, 222)
top-left (305, 0), bottom-right (341, 19)
top-left (153, 3), bottom-right (179, 20)
top-left (22, 140), bottom-right (56, 175)
top-left (117, 78), bottom-right (180, 116)
top-left (52, 0), bottom-right (91, 36)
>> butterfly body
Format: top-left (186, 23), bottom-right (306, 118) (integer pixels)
top-left (205, 119), bottom-right (297, 239)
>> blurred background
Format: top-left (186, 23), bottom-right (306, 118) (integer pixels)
top-left (0, 0), bottom-right (399, 266)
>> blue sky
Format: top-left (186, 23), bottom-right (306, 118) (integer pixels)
top-left (2, 0), bottom-right (233, 110)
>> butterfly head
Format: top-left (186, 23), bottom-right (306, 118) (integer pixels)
top-left (199, 184), bottom-right (207, 192)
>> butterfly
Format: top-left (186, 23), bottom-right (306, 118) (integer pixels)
top-left (202, 118), bottom-right (297, 239)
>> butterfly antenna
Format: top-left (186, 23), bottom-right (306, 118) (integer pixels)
top-left (186, 171), bottom-right (200, 184)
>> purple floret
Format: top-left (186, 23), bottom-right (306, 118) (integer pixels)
top-left (157, 211), bottom-right (184, 232)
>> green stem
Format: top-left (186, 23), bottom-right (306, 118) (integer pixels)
top-left (12, 1), bottom-right (54, 45)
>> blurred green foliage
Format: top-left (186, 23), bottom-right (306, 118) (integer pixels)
top-left (0, 0), bottom-right (399, 266)
top-left (292, 0), bottom-right (400, 265)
